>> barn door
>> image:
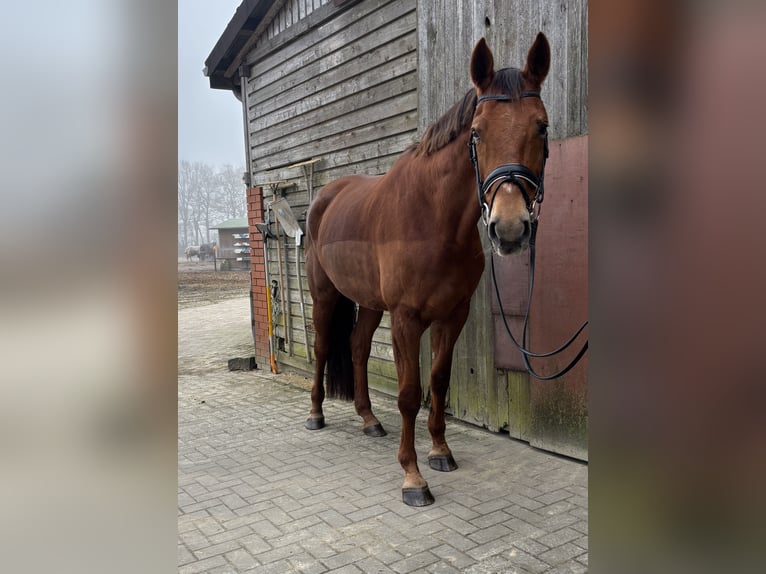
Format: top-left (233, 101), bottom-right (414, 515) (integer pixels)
top-left (491, 136), bottom-right (588, 461)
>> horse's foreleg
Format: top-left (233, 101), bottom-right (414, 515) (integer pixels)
top-left (391, 309), bottom-right (431, 506)
top-left (351, 307), bottom-right (386, 436)
top-left (427, 300), bottom-right (471, 472)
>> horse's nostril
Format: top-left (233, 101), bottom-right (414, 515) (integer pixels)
top-left (488, 222), bottom-right (497, 240)
top-left (522, 220), bottom-right (530, 237)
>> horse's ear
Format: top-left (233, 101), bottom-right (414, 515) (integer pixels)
top-left (522, 32), bottom-right (550, 86)
top-left (470, 38), bottom-right (495, 91)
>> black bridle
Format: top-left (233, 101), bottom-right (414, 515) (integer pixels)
top-left (469, 91), bottom-right (589, 381)
top-left (468, 92), bottom-right (548, 227)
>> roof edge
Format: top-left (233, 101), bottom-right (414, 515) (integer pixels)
top-left (204, 0), bottom-right (277, 90)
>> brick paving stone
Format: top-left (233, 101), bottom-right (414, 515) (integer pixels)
top-left (576, 552), bottom-right (588, 568)
top-left (321, 547), bottom-right (368, 570)
top-left (254, 558), bottom-right (298, 573)
top-left (466, 535), bottom-right (519, 563)
top-left (225, 548), bottom-right (260, 571)
top-left (535, 526), bottom-right (582, 549)
top-left (390, 550), bottom-right (440, 573)
top-left (503, 548), bottom-right (551, 573)
top-left (192, 539), bottom-right (241, 561)
top-left (289, 555), bottom-right (328, 574)
top-left (179, 543), bottom-right (195, 566)
top-left (468, 524), bottom-right (514, 545)
top-left (471, 509), bottom-right (512, 529)
top-left (208, 525), bottom-right (254, 546)
top-left (355, 556), bottom-right (397, 574)
top-left (178, 554), bottom-right (228, 574)
top-left (325, 565), bottom-right (363, 574)
top-left (431, 543), bottom-right (476, 570)
top-left (435, 529), bottom-right (479, 553)
top-left (511, 537), bottom-right (550, 556)
top-left (546, 562), bottom-right (588, 574)
top-left (178, 297), bottom-right (588, 573)
top-left (538, 542), bottom-right (587, 566)
top-left (426, 562), bottom-right (462, 574)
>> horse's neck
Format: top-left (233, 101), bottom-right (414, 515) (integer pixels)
top-left (413, 135), bottom-right (481, 240)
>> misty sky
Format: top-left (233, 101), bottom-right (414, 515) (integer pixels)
top-left (178, 0), bottom-right (245, 167)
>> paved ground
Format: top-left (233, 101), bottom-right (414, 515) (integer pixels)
top-left (179, 297), bottom-right (588, 573)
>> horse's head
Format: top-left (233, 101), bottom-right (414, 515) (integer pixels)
top-left (469, 33), bottom-right (550, 256)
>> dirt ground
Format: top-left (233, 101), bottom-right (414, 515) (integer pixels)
top-left (177, 258), bottom-right (250, 309)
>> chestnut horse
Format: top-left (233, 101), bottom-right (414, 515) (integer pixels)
top-left (305, 34), bottom-right (550, 506)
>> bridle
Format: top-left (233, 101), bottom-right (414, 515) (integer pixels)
top-left (468, 92), bottom-right (548, 227)
top-left (468, 91), bottom-right (589, 381)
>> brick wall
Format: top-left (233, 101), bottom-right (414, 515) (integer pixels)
top-left (247, 187), bottom-right (271, 367)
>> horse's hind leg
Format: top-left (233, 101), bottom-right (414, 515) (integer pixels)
top-left (351, 307), bottom-right (386, 436)
top-left (305, 293), bottom-right (337, 430)
top-left (427, 300), bottom-right (471, 472)
top-left (304, 254), bottom-right (339, 430)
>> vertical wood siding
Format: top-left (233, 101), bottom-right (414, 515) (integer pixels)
top-left (244, 0), bottom-right (418, 392)
top-left (417, 0), bottom-right (587, 139)
top-left (417, 0), bottom-right (588, 448)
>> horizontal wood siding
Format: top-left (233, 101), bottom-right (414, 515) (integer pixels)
top-left (245, 0), bottom-right (418, 394)
top-left (254, 0), bottom-right (332, 51)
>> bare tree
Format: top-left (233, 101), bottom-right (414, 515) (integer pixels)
top-left (178, 161), bottom-right (246, 253)
top-left (193, 162), bottom-right (216, 244)
top-left (178, 160), bottom-right (194, 252)
top-left (218, 163), bottom-right (247, 220)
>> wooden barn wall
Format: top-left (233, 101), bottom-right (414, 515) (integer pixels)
top-left (417, 0), bottom-right (587, 139)
top-left (417, 0), bottom-right (588, 458)
top-left (244, 0), bottom-right (418, 394)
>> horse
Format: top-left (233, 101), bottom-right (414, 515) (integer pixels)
top-left (199, 242), bottom-right (216, 261)
top-left (305, 33), bottom-right (550, 506)
top-left (185, 245), bottom-right (200, 261)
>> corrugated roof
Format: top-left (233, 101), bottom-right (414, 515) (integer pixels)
top-left (210, 217), bottom-right (248, 230)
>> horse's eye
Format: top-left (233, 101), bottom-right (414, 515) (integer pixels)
top-left (538, 123), bottom-right (549, 136)
top-left (471, 129), bottom-right (481, 143)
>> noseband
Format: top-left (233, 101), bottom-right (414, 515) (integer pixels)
top-left (468, 92), bottom-right (549, 226)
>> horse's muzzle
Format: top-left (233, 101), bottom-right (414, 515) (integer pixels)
top-left (488, 218), bottom-right (531, 256)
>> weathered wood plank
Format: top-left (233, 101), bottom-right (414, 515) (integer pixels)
top-left (506, 370), bottom-right (530, 440)
top-left (248, 27), bottom-right (417, 123)
top-left (256, 143), bottom-right (410, 180)
top-left (250, 65), bottom-right (416, 134)
top-left (253, 103), bottom-right (417, 171)
top-left (249, 0), bottom-right (384, 67)
top-left (249, 0), bottom-right (415, 93)
top-left (253, 111), bottom-right (417, 171)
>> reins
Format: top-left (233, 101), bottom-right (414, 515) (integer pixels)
top-left (470, 92), bottom-right (589, 380)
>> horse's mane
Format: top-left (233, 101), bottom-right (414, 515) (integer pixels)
top-left (411, 67), bottom-right (524, 156)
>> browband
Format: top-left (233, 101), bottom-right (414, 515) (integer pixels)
top-left (476, 91), bottom-right (540, 105)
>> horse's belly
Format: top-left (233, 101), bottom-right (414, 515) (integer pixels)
top-left (319, 241), bottom-right (386, 311)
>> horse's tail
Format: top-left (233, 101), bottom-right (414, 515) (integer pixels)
top-left (326, 294), bottom-right (356, 401)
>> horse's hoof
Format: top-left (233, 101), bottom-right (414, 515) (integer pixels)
top-left (428, 453), bottom-right (458, 472)
top-left (363, 423), bottom-right (387, 437)
top-left (402, 485), bottom-right (435, 507)
top-left (305, 416), bottom-right (325, 430)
